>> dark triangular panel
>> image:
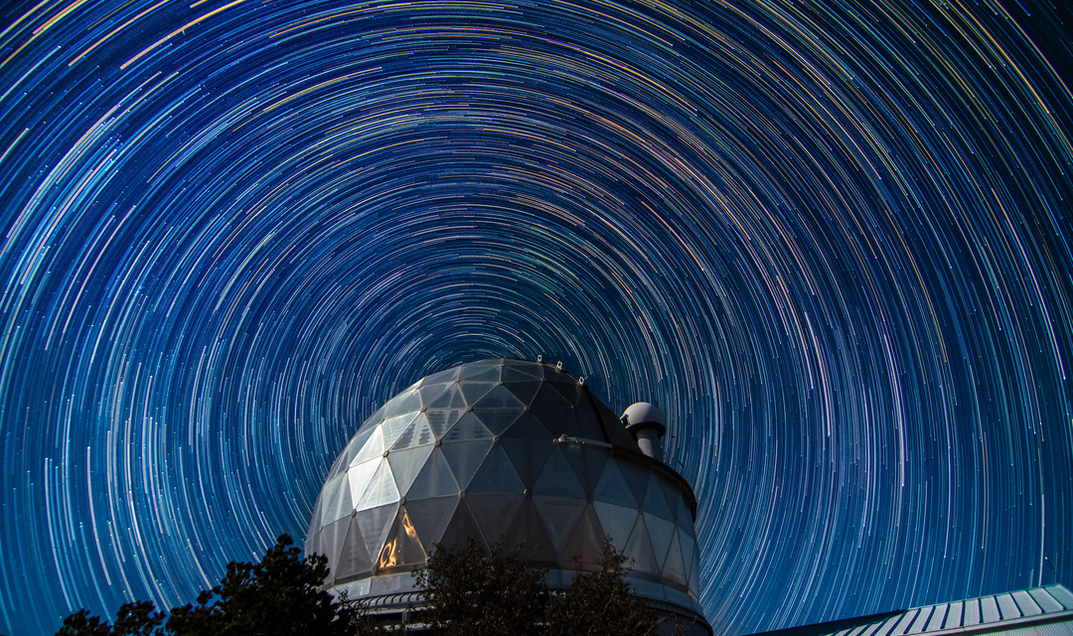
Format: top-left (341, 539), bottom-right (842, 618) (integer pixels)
top-left (466, 444), bottom-right (524, 494)
top-left (532, 494), bottom-right (587, 555)
top-left (532, 446), bottom-right (586, 499)
top-left (643, 474), bottom-right (673, 521)
top-left (573, 399), bottom-right (606, 442)
top-left (334, 517), bottom-right (373, 582)
top-left (645, 513), bottom-right (676, 570)
top-left (593, 460), bottom-right (638, 508)
top-left (592, 501), bottom-right (639, 552)
top-left (528, 384), bottom-right (575, 430)
top-left (624, 514), bottom-right (659, 576)
top-left (593, 400), bottom-right (639, 450)
top-left (501, 498), bottom-right (557, 563)
top-left (441, 438), bottom-right (494, 489)
top-left (660, 480), bottom-right (684, 523)
top-left (405, 448), bottom-right (460, 499)
top-left (618, 462), bottom-right (653, 507)
top-left (662, 528), bottom-right (686, 588)
top-left (468, 492), bottom-right (525, 545)
top-left (562, 504), bottom-right (605, 569)
top-left (560, 444), bottom-right (608, 495)
top-left (502, 379), bottom-right (543, 405)
top-left (547, 377), bottom-right (583, 407)
top-left (405, 495), bottom-right (459, 548)
top-left (500, 360), bottom-right (544, 381)
top-left (500, 437), bottom-right (554, 488)
top-left (676, 494), bottom-right (696, 536)
top-left (470, 407), bottom-right (523, 436)
top-left (438, 498), bottom-right (486, 551)
top-left (501, 412), bottom-right (552, 441)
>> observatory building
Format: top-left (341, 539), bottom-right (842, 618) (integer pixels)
top-left (305, 357), bottom-right (711, 634)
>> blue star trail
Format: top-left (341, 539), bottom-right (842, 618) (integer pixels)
top-left (1, 1), bottom-right (1071, 635)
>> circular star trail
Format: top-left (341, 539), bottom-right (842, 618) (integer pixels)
top-left (1, 1), bottom-right (1071, 635)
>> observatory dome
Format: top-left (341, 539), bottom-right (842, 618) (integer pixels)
top-left (305, 358), bottom-right (708, 629)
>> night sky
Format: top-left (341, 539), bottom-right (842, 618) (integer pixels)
top-left (1, 1), bottom-right (1072, 635)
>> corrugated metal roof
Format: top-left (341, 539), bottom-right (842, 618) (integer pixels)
top-left (748, 585), bottom-right (1073, 636)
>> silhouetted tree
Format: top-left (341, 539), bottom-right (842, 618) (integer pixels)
top-left (545, 541), bottom-right (659, 636)
top-left (56, 534), bottom-right (353, 636)
top-left (414, 537), bottom-right (548, 636)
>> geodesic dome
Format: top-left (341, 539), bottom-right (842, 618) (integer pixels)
top-left (305, 358), bottom-right (705, 620)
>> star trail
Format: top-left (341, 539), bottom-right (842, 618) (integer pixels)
top-left (1, 1), bottom-right (1071, 635)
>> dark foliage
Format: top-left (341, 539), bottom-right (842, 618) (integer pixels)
top-left (545, 541), bottom-right (659, 636)
top-left (414, 537), bottom-right (548, 636)
top-left (55, 534), bottom-right (354, 636)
